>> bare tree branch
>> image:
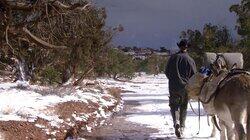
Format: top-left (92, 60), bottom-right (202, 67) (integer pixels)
top-left (23, 27), bottom-right (68, 50)
top-left (45, 3), bottom-right (52, 29)
top-left (4, 1), bottom-right (33, 11)
top-left (52, 1), bottom-right (91, 11)
top-left (0, 70), bottom-right (14, 75)
top-left (5, 26), bottom-right (15, 53)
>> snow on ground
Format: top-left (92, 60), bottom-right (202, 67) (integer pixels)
top-left (99, 73), bottom-right (220, 139)
top-left (0, 80), bottom-right (118, 129)
top-left (0, 74), bottom-right (221, 139)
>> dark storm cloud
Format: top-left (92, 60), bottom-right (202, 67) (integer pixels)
top-left (93, 0), bottom-right (240, 49)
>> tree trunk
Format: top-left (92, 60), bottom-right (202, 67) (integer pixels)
top-left (72, 68), bottom-right (93, 86)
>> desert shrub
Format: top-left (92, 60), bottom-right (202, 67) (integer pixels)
top-left (106, 48), bottom-right (136, 79)
top-left (135, 55), bottom-right (168, 75)
top-left (40, 66), bottom-right (61, 85)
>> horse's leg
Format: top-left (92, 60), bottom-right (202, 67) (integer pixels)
top-left (247, 113), bottom-right (250, 140)
top-left (231, 107), bottom-right (247, 140)
top-left (210, 117), bottom-right (216, 137)
top-left (247, 107), bottom-right (250, 140)
top-left (224, 121), bottom-right (236, 140)
top-left (235, 122), bottom-right (246, 140)
top-left (219, 119), bottom-right (235, 140)
top-left (233, 120), bottom-right (246, 140)
top-left (211, 125), bottom-right (216, 137)
top-left (219, 119), bottom-right (227, 140)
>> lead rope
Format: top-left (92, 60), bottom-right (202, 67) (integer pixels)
top-left (197, 100), bottom-right (201, 135)
top-left (189, 100), bottom-right (206, 116)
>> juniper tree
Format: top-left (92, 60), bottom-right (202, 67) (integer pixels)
top-left (0, 0), bottom-right (125, 84)
top-left (230, 0), bottom-right (250, 69)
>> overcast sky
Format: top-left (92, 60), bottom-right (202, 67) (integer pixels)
top-left (93, 0), bottom-right (240, 49)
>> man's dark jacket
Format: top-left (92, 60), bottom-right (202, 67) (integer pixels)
top-left (165, 51), bottom-right (197, 92)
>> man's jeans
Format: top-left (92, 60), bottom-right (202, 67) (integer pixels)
top-left (169, 89), bottom-right (188, 128)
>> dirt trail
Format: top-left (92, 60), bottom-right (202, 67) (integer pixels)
top-left (80, 75), bottom-right (175, 140)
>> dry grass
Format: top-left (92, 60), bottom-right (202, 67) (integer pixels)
top-left (107, 88), bottom-right (122, 100)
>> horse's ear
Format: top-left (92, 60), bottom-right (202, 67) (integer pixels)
top-left (214, 55), bottom-right (227, 70)
top-left (210, 63), bottom-right (219, 75)
top-left (230, 63), bottom-right (237, 70)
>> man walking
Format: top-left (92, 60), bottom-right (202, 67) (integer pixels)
top-left (165, 39), bottom-right (197, 138)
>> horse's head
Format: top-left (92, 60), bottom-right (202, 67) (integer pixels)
top-left (186, 72), bottom-right (206, 100)
top-left (210, 55), bottom-right (228, 75)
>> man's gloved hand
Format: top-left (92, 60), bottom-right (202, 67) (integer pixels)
top-left (199, 66), bottom-right (212, 77)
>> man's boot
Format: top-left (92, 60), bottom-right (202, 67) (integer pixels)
top-left (175, 123), bottom-right (181, 138)
top-left (174, 109), bottom-right (181, 138)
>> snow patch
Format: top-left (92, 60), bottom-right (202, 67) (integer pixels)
top-left (0, 79), bottom-right (120, 133)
